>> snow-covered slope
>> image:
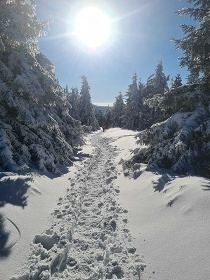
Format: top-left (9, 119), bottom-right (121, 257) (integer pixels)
top-left (104, 129), bottom-right (210, 280)
top-left (1, 128), bottom-right (210, 280)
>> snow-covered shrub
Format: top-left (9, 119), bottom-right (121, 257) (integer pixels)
top-left (130, 108), bottom-right (210, 176)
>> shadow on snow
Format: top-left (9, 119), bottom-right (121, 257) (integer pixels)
top-left (0, 214), bottom-right (10, 258)
top-left (0, 177), bottom-right (30, 258)
top-left (0, 177), bottom-right (31, 208)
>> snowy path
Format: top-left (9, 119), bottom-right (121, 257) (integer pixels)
top-left (13, 132), bottom-right (144, 280)
top-left (3, 128), bottom-right (210, 280)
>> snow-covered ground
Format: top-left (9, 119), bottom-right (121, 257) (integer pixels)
top-left (1, 128), bottom-right (210, 280)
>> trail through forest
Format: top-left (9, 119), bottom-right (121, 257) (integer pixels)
top-left (11, 131), bottom-right (144, 280)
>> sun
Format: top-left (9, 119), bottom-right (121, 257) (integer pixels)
top-left (74, 7), bottom-right (112, 49)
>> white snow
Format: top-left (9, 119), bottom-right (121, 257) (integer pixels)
top-left (1, 128), bottom-right (210, 280)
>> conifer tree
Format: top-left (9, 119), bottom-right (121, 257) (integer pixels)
top-left (171, 74), bottom-right (183, 89)
top-left (124, 74), bottom-right (143, 130)
top-left (111, 92), bottom-right (125, 127)
top-left (144, 61), bottom-right (169, 97)
top-left (154, 60), bottom-right (169, 93)
top-left (173, 0), bottom-right (210, 81)
top-left (68, 87), bottom-right (80, 120)
top-left (79, 76), bottom-right (99, 131)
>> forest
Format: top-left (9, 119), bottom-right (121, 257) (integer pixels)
top-left (1, 0), bottom-right (210, 177)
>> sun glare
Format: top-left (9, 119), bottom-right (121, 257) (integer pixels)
top-left (74, 7), bottom-right (112, 49)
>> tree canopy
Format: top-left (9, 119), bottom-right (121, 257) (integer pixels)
top-left (173, 0), bottom-right (210, 81)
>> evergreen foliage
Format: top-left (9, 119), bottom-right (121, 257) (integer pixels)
top-left (171, 74), bottom-right (183, 89)
top-left (123, 74), bottom-right (144, 130)
top-left (95, 110), bottom-right (105, 127)
top-left (131, 108), bottom-right (210, 175)
top-left (0, 0), bottom-right (83, 174)
top-left (68, 87), bottom-right (80, 121)
top-left (111, 93), bottom-right (125, 127)
top-left (0, 0), bottom-right (46, 52)
top-left (122, 0), bottom-right (210, 177)
top-left (79, 76), bottom-right (100, 131)
top-left (144, 61), bottom-right (169, 97)
top-left (3, 0), bottom-right (210, 178)
top-left (173, 0), bottom-right (210, 81)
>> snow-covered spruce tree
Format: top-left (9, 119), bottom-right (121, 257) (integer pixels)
top-left (111, 92), bottom-right (125, 127)
top-left (144, 61), bottom-right (169, 97)
top-left (173, 0), bottom-right (210, 83)
top-left (171, 74), bottom-right (183, 89)
top-left (67, 87), bottom-right (81, 121)
top-left (153, 60), bottom-right (169, 93)
top-left (79, 75), bottom-right (100, 131)
top-left (123, 74), bottom-right (144, 130)
top-left (0, 0), bottom-right (83, 173)
top-left (136, 79), bottom-right (162, 130)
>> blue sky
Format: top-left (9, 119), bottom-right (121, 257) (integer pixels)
top-left (36, 0), bottom-right (192, 105)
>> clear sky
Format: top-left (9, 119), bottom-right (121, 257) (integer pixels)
top-left (36, 0), bottom-right (192, 105)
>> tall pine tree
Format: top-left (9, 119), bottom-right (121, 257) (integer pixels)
top-left (111, 92), bottom-right (125, 127)
top-left (68, 87), bottom-right (80, 120)
top-left (144, 61), bottom-right (169, 96)
top-left (79, 75), bottom-right (99, 131)
top-left (123, 74), bottom-right (143, 130)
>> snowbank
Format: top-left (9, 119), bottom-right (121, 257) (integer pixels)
top-left (108, 129), bottom-right (210, 280)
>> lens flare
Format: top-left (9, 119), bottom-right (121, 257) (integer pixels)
top-left (74, 7), bottom-right (112, 49)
